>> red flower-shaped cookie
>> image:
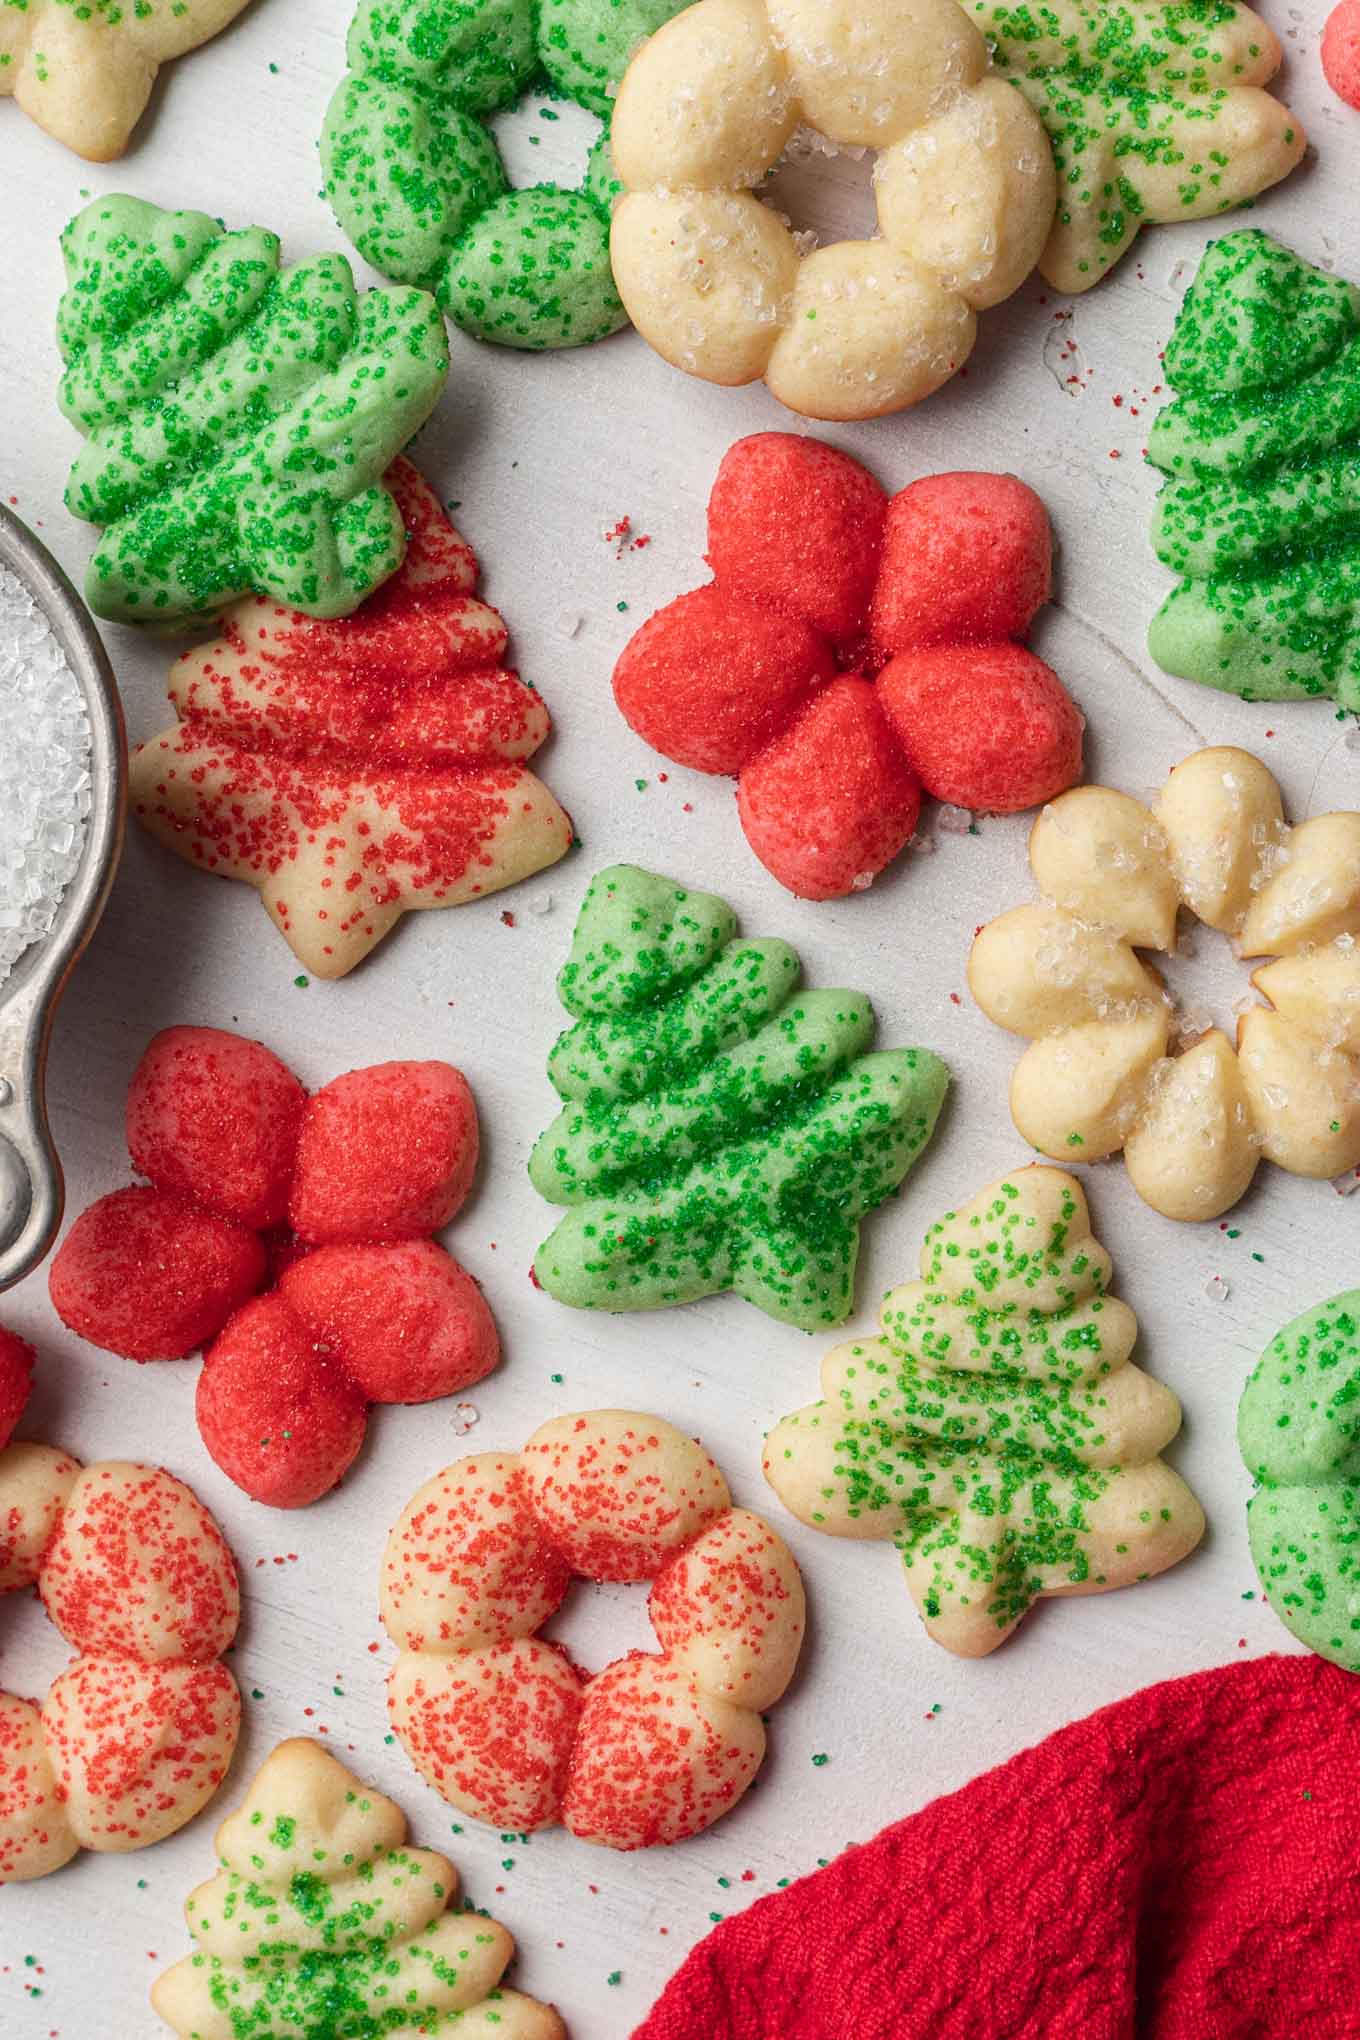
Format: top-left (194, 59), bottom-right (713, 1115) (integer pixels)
top-left (614, 434), bottom-right (1084, 898)
top-left (130, 458), bottom-right (573, 978)
top-left (49, 1027), bottom-right (498, 1508)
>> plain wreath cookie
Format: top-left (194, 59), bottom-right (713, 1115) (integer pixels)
top-left (383, 1411), bottom-right (805, 1849)
top-left (153, 1739), bottom-right (564, 2037)
top-left (0, 1445), bottom-right (241, 1882)
top-left (969, 746), bottom-right (1360, 1222)
top-left (764, 1166), bottom-right (1205, 1656)
top-left (0, 0), bottom-right (250, 161)
top-left (608, 0), bottom-right (1055, 419)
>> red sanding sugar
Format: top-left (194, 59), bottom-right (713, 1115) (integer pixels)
top-left (289, 1062), bottom-right (478, 1245)
top-left (706, 434), bottom-right (888, 642)
top-left (49, 1026), bottom-right (498, 1507)
top-left (613, 434), bottom-right (1081, 898)
top-left (49, 1187), bottom-right (267, 1362)
top-left (613, 586), bottom-right (832, 776)
top-left (1323, 0), bottom-right (1360, 108)
top-left (737, 677), bottom-right (921, 900)
top-left (877, 643), bottom-right (1083, 812)
top-left (197, 1294), bottom-right (370, 1510)
top-left (127, 1026), bottom-right (306, 1230)
top-left (0, 1326), bottom-right (35, 1448)
top-left (277, 1239), bottom-right (498, 1405)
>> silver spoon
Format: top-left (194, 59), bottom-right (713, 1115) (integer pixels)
top-left (0, 502), bottom-right (125, 1292)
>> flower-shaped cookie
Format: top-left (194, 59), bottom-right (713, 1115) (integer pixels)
top-left (384, 1412), bottom-right (805, 1848)
top-left (764, 1167), bottom-right (1204, 1656)
top-left (153, 1740), bottom-right (564, 2037)
top-left (1, 0), bottom-right (250, 160)
top-left (1, 1443), bottom-right (241, 1882)
top-left (614, 434), bottom-right (1083, 899)
top-left (609, 0), bottom-right (1055, 419)
top-left (131, 460), bottom-right (573, 978)
top-left (970, 747), bottom-right (1360, 1221)
top-left (49, 1027), bottom-right (498, 1507)
top-left (1239, 1290), bottom-right (1360, 1672)
top-left (974, 0), bottom-right (1305, 292)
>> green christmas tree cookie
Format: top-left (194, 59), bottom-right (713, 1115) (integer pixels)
top-left (765, 1167), bottom-right (1205, 1654)
top-left (57, 195), bottom-right (450, 625)
top-left (322, 0), bottom-right (681, 351)
top-left (971, 0), bottom-right (1304, 291)
top-left (529, 865), bottom-right (949, 1330)
top-left (1148, 230), bottom-right (1360, 706)
top-left (1239, 1290), bottom-right (1360, 1672)
top-left (151, 1739), bottom-right (563, 2038)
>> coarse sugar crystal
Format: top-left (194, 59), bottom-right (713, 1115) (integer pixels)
top-left (0, 562), bottom-right (92, 987)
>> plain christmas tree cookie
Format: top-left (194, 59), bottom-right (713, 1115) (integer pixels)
top-left (530, 863), bottom-right (949, 1328)
top-left (152, 1739), bottom-right (564, 2036)
top-left (765, 1166), bottom-right (1205, 1656)
top-left (1, 0), bottom-right (250, 161)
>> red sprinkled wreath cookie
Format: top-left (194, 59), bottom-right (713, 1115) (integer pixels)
top-left (0, 1437), bottom-right (241, 1882)
top-left (49, 1026), bottom-right (499, 1508)
top-left (383, 1411), bottom-right (804, 1849)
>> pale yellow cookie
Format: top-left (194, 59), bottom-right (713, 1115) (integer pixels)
top-left (764, 1166), bottom-right (1205, 1656)
top-left (0, 0), bottom-right (251, 161)
top-left (609, 0), bottom-right (1054, 420)
top-left (152, 1740), bottom-right (565, 2039)
top-left (969, 747), bottom-right (1360, 1222)
top-left (0, 1446), bottom-right (240, 1882)
top-left (383, 1412), bottom-right (804, 1848)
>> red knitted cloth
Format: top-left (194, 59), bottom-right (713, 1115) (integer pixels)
top-left (635, 1655), bottom-right (1359, 2039)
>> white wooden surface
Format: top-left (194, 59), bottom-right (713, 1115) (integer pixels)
top-left (0, 5), bottom-right (1351, 2033)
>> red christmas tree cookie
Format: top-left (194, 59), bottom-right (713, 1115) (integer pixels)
top-left (130, 459), bottom-right (573, 978)
top-left (49, 1027), bottom-right (499, 1508)
top-left (614, 435), bottom-right (1083, 898)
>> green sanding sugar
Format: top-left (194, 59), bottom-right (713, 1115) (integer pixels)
top-left (528, 864), bottom-right (949, 1330)
top-left (321, 0), bottom-right (681, 350)
top-left (975, 0), bottom-right (1303, 291)
top-left (55, 193), bottom-right (449, 625)
top-left (1147, 229), bottom-right (1360, 707)
top-left (1238, 1289), bottom-right (1360, 1670)
top-left (767, 1171), bottom-right (1203, 1645)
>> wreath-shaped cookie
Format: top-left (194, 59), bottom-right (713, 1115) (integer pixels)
top-left (383, 1411), bottom-right (804, 1849)
top-left (969, 746), bottom-right (1360, 1222)
top-left (0, 1443), bottom-right (241, 1883)
top-left (322, 0), bottom-right (683, 349)
top-left (608, 0), bottom-right (1056, 419)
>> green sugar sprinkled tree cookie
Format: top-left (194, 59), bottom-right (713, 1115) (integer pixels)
top-left (972, 0), bottom-right (1304, 291)
top-left (151, 1739), bottom-right (564, 2038)
top-left (529, 865), bottom-right (949, 1330)
top-left (1148, 229), bottom-right (1360, 707)
top-left (1239, 1291), bottom-right (1360, 1672)
top-left (322, 0), bottom-right (682, 350)
top-left (764, 1166), bottom-right (1205, 1654)
top-left (56, 194), bottom-right (450, 627)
